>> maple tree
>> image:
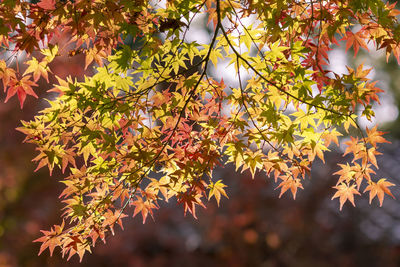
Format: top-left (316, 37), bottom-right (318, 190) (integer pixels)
top-left (1, 0), bottom-right (400, 261)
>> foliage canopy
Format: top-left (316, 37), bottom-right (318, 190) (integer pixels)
top-left (0, 0), bottom-right (399, 261)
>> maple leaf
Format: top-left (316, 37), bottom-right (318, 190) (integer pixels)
top-left (4, 75), bottom-right (38, 108)
top-left (23, 57), bottom-right (49, 82)
top-left (331, 183), bottom-right (361, 210)
top-left (208, 180), bottom-right (228, 206)
top-left (366, 126), bottom-right (390, 148)
top-left (34, 221), bottom-right (65, 257)
top-left (276, 176), bottom-right (304, 199)
top-left (364, 179), bottom-right (395, 207)
top-left (131, 196), bottom-right (158, 224)
top-left (341, 31), bottom-right (369, 57)
top-left (343, 137), bottom-right (363, 158)
top-left (177, 191), bottom-right (206, 219)
top-left (333, 163), bottom-right (355, 185)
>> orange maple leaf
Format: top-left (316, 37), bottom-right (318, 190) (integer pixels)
top-left (342, 31), bottom-right (369, 57)
top-left (34, 221), bottom-right (64, 257)
top-left (277, 176), bottom-right (304, 200)
top-left (364, 178), bottom-right (395, 207)
top-left (333, 163), bottom-right (354, 185)
top-left (332, 183), bottom-right (361, 210)
top-left (131, 196), bottom-right (158, 224)
top-left (366, 126), bottom-right (390, 148)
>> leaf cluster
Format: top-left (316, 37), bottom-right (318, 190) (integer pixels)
top-left (0, 0), bottom-right (399, 261)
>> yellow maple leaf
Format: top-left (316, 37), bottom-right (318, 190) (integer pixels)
top-left (23, 57), bottom-right (49, 82)
top-left (208, 180), bottom-right (228, 206)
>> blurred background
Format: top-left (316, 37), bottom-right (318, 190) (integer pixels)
top-left (3, 5), bottom-right (400, 267)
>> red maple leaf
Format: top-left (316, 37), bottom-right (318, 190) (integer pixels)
top-left (177, 190), bottom-right (206, 219)
top-left (4, 75), bottom-right (38, 108)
